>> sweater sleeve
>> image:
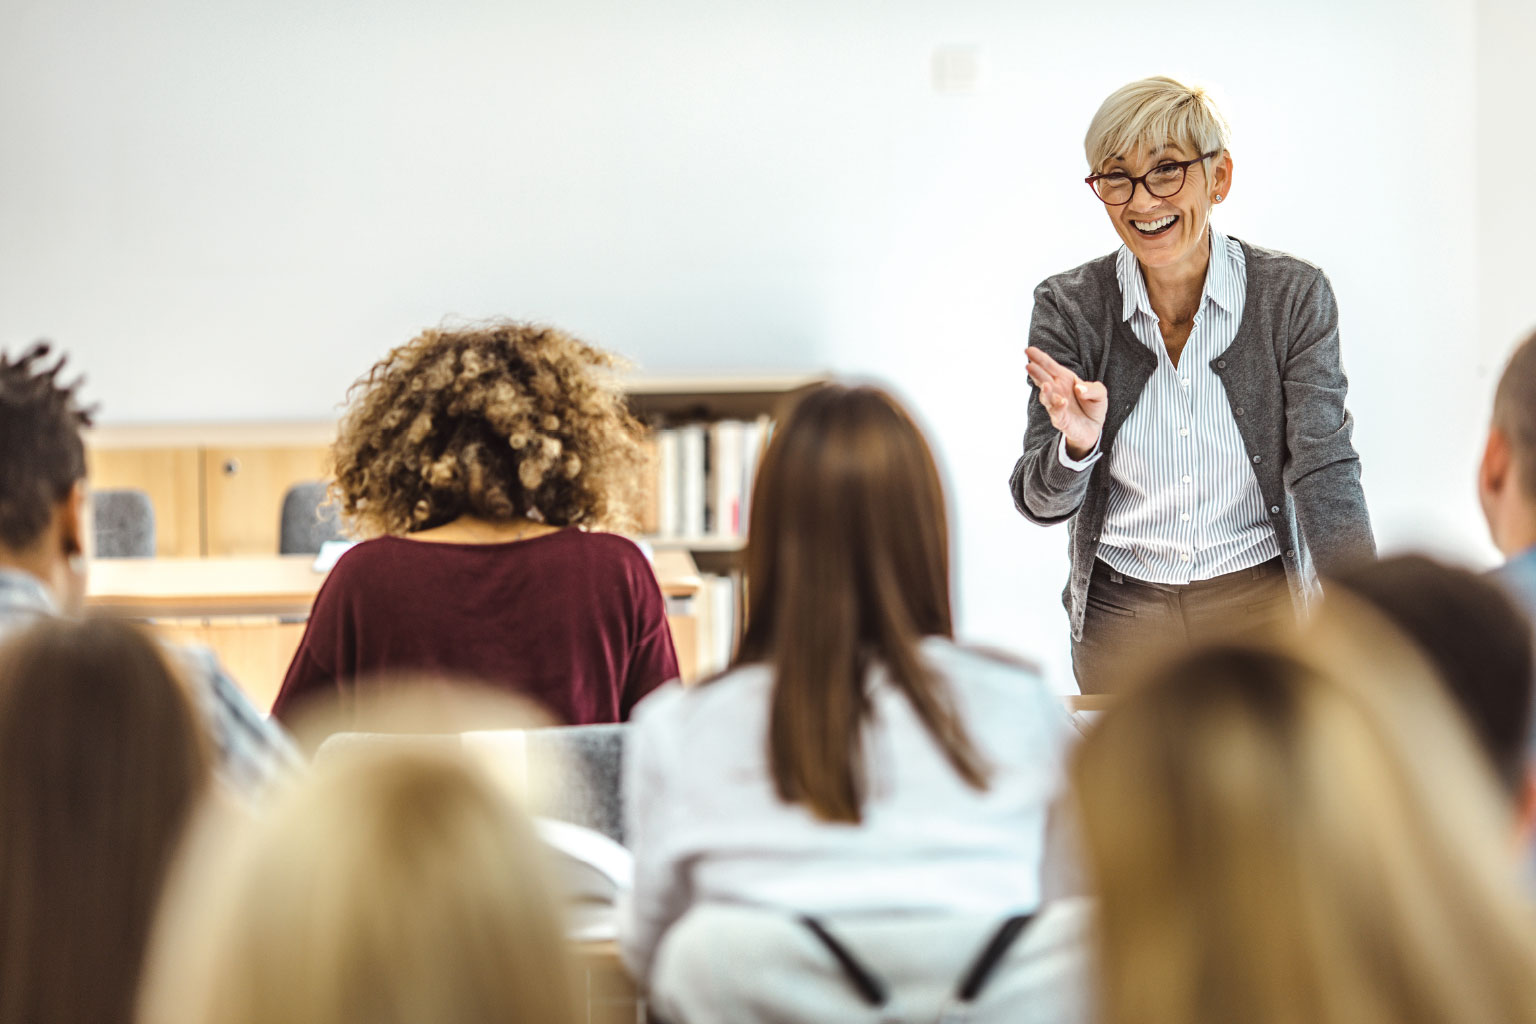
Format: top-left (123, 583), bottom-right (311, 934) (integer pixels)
top-left (1281, 269), bottom-right (1376, 571)
top-left (1009, 281), bottom-right (1100, 526)
top-left (619, 555), bottom-right (681, 720)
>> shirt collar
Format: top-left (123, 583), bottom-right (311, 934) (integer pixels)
top-left (1115, 224), bottom-right (1237, 323)
top-left (0, 569), bottom-right (59, 618)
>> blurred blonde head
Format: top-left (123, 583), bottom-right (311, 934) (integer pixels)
top-left (1071, 601), bottom-right (1536, 1024)
top-left (141, 748), bottom-right (579, 1024)
top-left (1084, 76), bottom-right (1231, 173)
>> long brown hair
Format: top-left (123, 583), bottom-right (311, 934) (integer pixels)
top-left (735, 383), bottom-right (989, 823)
top-left (0, 617), bottom-right (210, 1024)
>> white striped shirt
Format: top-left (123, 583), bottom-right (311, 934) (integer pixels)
top-left (1058, 227), bottom-right (1279, 583)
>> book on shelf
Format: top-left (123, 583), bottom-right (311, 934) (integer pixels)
top-left (644, 415), bottom-right (771, 544)
top-left (691, 572), bottom-right (739, 678)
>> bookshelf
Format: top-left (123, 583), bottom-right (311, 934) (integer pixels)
top-left (621, 371), bottom-right (829, 679)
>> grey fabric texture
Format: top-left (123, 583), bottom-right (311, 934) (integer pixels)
top-left (1009, 239), bottom-right (1376, 641)
top-left (314, 724), bottom-right (627, 843)
top-left (92, 488), bottom-right (156, 558)
top-left (279, 480), bottom-right (345, 555)
top-left (527, 723), bottom-right (626, 843)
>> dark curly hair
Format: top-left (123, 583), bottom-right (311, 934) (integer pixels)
top-left (331, 322), bottom-right (645, 537)
top-left (0, 343), bottom-right (94, 551)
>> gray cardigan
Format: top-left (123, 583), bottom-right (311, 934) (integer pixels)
top-left (1009, 240), bottom-right (1375, 642)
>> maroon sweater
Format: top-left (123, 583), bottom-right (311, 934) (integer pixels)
top-left (273, 530), bottom-right (679, 726)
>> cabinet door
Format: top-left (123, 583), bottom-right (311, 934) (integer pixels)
top-left (203, 446), bottom-right (331, 556)
top-left (87, 447), bottom-right (203, 558)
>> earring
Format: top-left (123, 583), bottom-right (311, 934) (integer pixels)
top-left (1214, 194), bottom-right (1224, 202)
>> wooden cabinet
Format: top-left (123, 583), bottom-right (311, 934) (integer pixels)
top-left (86, 423), bottom-right (334, 557)
top-left (203, 446), bottom-right (331, 556)
top-left (86, 447), bottom-right (204, 558)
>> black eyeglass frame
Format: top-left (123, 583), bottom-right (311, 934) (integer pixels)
top-left (1084, 151), bottom-right (1220, 206)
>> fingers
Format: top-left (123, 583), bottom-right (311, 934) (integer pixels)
top-left (1074, 380), bottom-right (1108, 406)
top-left (1026, 347), bottom-right (1092, 393)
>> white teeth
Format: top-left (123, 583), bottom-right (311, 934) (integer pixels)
top-left (1134, 215), bottom-right (1176, 232)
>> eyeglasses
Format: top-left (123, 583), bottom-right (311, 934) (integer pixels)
top-left (1085, 151), bottom-right (1219, 206)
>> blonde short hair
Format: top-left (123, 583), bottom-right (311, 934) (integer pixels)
top-left (140, 749), bottom-right (581, 1024)
top-left (1084, 76), bottom-right (1231, 173)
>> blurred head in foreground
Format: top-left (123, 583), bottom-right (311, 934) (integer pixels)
top-left (1482, 328), bottom-right (1536, 559)
top-left (1071, 614), bottom-right (1536, 1024)
top-left (736, 382), bottom-right (990, 824)
top-left (0, 617), bottom-right (210, 1024)
top-left (1326, 554), bottom-right (1535, 820)
top-left (140, 747), bottom-right (579, 1024)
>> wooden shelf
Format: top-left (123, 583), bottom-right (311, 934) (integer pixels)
top-left (617, 371), bottom-right (828, 422)
top-left (641, 535), bottom-right (746, 553)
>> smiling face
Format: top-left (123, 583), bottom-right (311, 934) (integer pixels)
top-left (1099, 143), bottom-right (1232, 277)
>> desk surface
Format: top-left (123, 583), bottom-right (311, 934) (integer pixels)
top-left (87, 548), bottom-right (701, 619)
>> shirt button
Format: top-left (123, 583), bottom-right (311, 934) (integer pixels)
top-left (1270, 505), bottom-right (1281, 514)
top-left (1179, 428), bottom-right (1189, 437)
top-left (1181, 378), bottom-right (1191, 387)
top-left (1234, 407), bottom-right (1245, 416)
top-left (1216, 359), bottom-right (1227, 369)
top-left (1180, 513), bottom-right (1191, 521)
top-left (1182, 475), bottom-right (1192, 484)
top-left (1181, 553), bottom-right (1192, 562)
top-left (1252, 454), bottom-right (1262, 464)
top-left (1285, 549), bottom-right (1296, 559)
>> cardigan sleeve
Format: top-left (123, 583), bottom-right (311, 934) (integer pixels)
top-left (1009, 281), bottom-right (1099, 526)
top-left (1280, 269), bottom-right (1376, 571)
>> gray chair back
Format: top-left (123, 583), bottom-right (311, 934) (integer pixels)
top-left (313, 724), bottom-right (628, 844)
top-left (526, 723), bottom-right (627, 843)
top-left (92, 488), bottom-right (156, 558)
top-left (279, 480), bottom-right (345, 555)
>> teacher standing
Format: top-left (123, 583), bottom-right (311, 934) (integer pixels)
top-left (1010, 76), bottom-right (1374, 693)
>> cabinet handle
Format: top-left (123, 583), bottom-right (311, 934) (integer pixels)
top-left (222, 458), bottom-right (241, 476)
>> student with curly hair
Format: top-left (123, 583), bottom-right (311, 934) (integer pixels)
top-left (272, 322), bottom-right (679, 728)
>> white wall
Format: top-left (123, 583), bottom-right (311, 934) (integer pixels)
top-left (0, 0), bottom-right (1498, 687)
top-left (1477, 0), bottom-right (1536, 429)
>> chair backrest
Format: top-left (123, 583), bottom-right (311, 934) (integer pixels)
top-left (647, 901), bottom-right (1094, 1024)
top-left (525, 723), bottom-right (627, 843)
top-left (279, 480), bottom-right (345, 555)
top-left (91, 488), bottom-right (156, 558)
top-left (313, 724), bottom-right (628, 844)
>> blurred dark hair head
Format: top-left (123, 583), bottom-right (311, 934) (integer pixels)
top-left (0, 343), bottom-right (93, 552)
top-left (1328, 554), bottom-right (1534, 799)
top-left (0, 616), bottom-right (210, 1024)
top-left (735, 383), bottom-right (988, 823)
top-left (1494, 329), bottom-right (1536, 502)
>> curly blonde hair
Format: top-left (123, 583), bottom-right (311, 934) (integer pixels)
top-left (331, 322), bottom-right (644, 537)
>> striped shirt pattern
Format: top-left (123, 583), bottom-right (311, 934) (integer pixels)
top-left (1067, 227), bottom-right (1279, 583)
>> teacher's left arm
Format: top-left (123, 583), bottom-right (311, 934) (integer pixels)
top-left (1282, 268), bottom-right (1376, 572)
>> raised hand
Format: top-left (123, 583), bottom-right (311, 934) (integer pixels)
top-left (1026, 346), bottom-right (1108, 460)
